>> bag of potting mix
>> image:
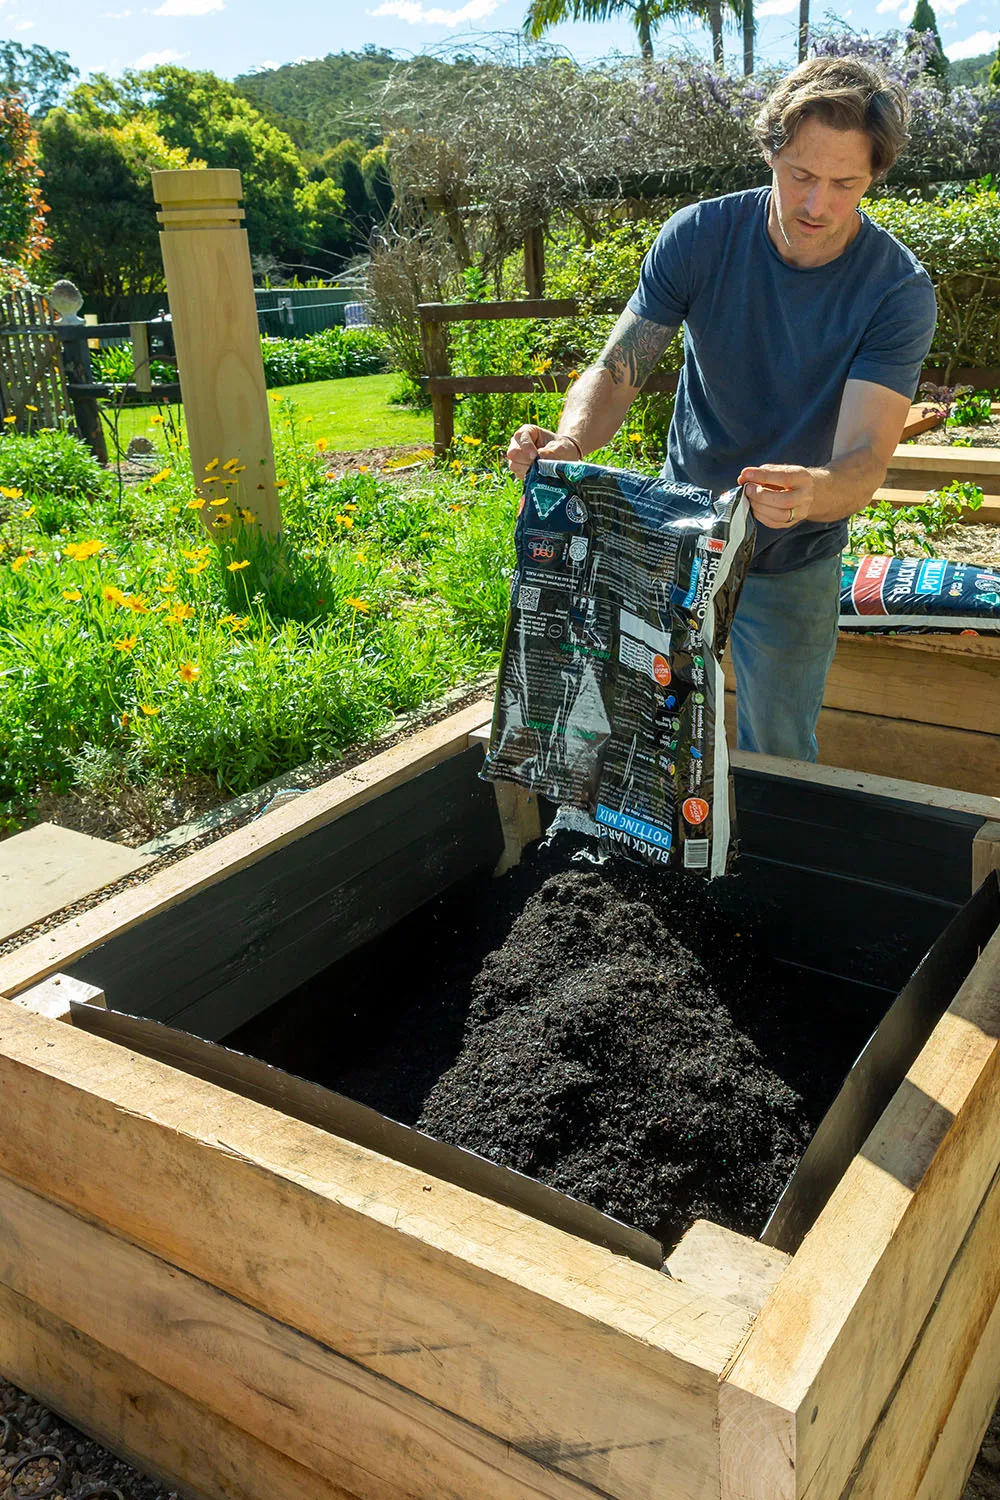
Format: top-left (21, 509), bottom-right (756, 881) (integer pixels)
top-left (482, 458), bottom-right (755, 878)
top-left (839, 555), bottom-right (1000, 632)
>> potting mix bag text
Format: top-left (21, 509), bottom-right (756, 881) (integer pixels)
top-left (840, 555), bottom-right (1000, 632)
top-left (482, 458), bottom-right (755, 877)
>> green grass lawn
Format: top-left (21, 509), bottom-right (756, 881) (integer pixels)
top-left (106, 374), bottom-right (433, 457)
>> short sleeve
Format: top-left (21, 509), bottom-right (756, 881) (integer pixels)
top-left (626, 204), bottom-right (698, 328)
top-left (848, 273), bottom-right (937, 400)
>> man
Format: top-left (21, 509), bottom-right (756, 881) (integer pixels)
top-left (506, 56), bottom-right (937, 762)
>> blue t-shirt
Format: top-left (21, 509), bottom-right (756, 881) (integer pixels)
top-left (627, 187), bottom-right (937, 574)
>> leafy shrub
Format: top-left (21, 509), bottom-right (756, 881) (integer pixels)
top-left (0, 430), bottom-right (108, 535)
top-left (90, 343), bottom-right (177, 385)
top-left (259, 326), bottom-right (388, 387)
top-left (947, 387), bottom-right (994, 426)
top-left (849, 479), bottom-right (984, 556)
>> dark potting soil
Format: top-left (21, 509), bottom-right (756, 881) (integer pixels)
top-left (228, 837), bottom-right (889, 1248)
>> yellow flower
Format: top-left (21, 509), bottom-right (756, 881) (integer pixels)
top-left (315, 438), bottom-right (328, 452)
top-left (157, 582), bottom-right (177, 594)
top-left (124, 593), bottom-right (149, 614)
top-left (275, 479), bottom-right (288, 489)
top-left (120, 712), bottom-right (130, 729)
top-left (62, 588), bottom-right (82, 601)
top-left (629, 431), bottom-right (642, 444)
top-left (11, 554), bottom-right (28, 572)
top-left (187, 560), bottom-right (209, 575)
top-left (449, 503), bottom-right (462, 511)
top-left (212, 513), bottom-right (232, 529)
top-left (461, 435), bottom-right (482, 446)
top-left (20, 505), bottom-right (35, 517)
top-left (354, 548), bottom-right (367, 562)
top-left (227, 559), bottom-right (251, 571)
top-left (24, 404), bottom-right (37, 412)
top-left (222, 458), bottom-right (239, 472)
top-left (64, 539), bottom-right (104, 561)
top-left (181, 546), bottom-right (210, 561)
top-left (237, 507), bottom-right (257, 524)
top-left (186, 498), bottom-right (206, 510)
top-left (209, 496), bottom-right (229, 507)
top-left (567, 369), bottom-right (580, 380)
top-left (204, 458), bottom-right (219, 472)
top-left (334, 513), bottom-right (354, 528)
top-left (178, 660), bottom-right (200, 683)
top-left (0, 485), bottom-right (23, 500)
top-left (103, 584), bottom-right (127, 606)
top-left (139, 703), bottom-right (160, 716)
top-left (469, 474), bottom-right (479, 486)
top-left (343, 502), bottom-right (358, 512)
top-left (3, 415), bottom-right (16, 424)
top-left (450, 460), bottom-right (463, 472)
top-left (113, 634), bottom-right (138, 652)
top-left (220, 613), bottom-right (249, 631)
top-left (357, 464), bottom-right (370, 474)
top-left (167, 601), bottom-right (195, 622)
top-left (150, 468), bottom-right (172, 484)
top-left (533, 358), bottom-right (552, 374)
top-left (303, 416), bottom-right (313, 424)
top-left (150, 415), bottom-right (164, 425)
top-left (344, 595), bottom-right (370, 614)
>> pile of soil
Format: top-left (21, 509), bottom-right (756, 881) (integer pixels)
top-left (416, 853), bottom-right (812, 1244)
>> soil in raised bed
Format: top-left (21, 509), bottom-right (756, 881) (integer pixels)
top-left (228, 837), bottom-right (889, 1248)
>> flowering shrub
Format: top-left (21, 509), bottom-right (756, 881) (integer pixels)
top-left (0, 92), bottom-right (49, 279)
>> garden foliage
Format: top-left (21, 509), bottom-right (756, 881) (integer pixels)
top-left (0, 91), bottom-right (49, 287)
top-left (0, 414), bottom-right (516, 820)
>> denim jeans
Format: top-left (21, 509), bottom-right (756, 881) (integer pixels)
top-left (728, 551), bottom-right (842, 763)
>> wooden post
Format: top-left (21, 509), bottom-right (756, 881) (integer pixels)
top-left (151, 168), bottom-right (280, 535)
top-left (420, 313), bottom-right (453, 458)
top-left (524, 225), bottom-right (545, 299)
top-left (130, 320), bottom-right (152, 394)
top-left (56, 324), bottom-right (108, 464)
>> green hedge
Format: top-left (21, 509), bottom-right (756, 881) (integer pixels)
top-left (259, 325), bottom-right (389, 386)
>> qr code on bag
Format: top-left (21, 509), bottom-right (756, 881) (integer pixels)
top-left (518, 585), bottom-right (541, 613)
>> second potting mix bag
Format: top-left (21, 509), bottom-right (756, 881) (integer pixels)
top-left (482, 458), bottom-right (755, 878)
top-left (839, 555), bottom-right (1000, 631)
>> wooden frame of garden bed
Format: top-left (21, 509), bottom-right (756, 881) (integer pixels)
top-left (1, 697), bottom-right (1000, 1500)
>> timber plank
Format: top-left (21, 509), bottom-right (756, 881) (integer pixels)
top-left (0, 1001), bottom-right (747, 1500)
top-left (884, 443), bottom-right (1000, 494)
top-left (838, 1160), bottom-right (1000, 1498)
top-left (0, 1172), bottom-right (605, 1500)
top-left (0, 1281), bottom-right (355, 1500)
top-left (725, 634), bottom-right (1000, 736)
top-left (913, 1273), bottom-right (1000, 1500)
top-left (720, 915), bottom-right (1000, 1500)
top-left (723, 694), bottom-right (1000, 797)
top-left (0, 697), bottom-right (495, 1001)
top-left (68, 748), bottom-right (502, 1038)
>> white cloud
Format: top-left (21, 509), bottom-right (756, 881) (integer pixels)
top-left (897, 0), bottom-right (916, 20)
top-left (945, 25), bottom-right (998, 54)
top-left (134, 46), bottom-right (186, 64)
top-left (874, 0), bottom-right (898, 12)
top-left (367, 0), bottom-right (500, 24)
top-left (154, 0), bottom-right (223, 13)
top-left (935, 0), bottom-right (970, 13)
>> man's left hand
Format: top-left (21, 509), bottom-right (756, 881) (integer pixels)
top-left (737, 464), bottom-right (816, 529)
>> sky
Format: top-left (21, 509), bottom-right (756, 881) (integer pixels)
top-left (1, 0), bottom-right (996, 86)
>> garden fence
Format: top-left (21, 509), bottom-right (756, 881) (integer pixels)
top-left (418, 298), bottom-right (1000, 456)
top-left (0, 289), bottom-right (72, 431)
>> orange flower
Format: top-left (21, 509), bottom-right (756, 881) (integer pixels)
top-left (178, 660), bottom-right (200, 683)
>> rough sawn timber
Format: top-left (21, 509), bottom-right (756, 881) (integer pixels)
top-left (719, 914), bottom-right (1000, 1500)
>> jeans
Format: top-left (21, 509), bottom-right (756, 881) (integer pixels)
top-left (728, 551), bottom-right (842, 763)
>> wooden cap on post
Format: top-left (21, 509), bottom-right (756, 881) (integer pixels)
top-left (151, 167), bottom-right (281, 537)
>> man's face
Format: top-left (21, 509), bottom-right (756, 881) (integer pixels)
top-left (767, 116), bottom-right (875, 267)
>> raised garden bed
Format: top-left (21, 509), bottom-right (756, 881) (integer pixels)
top-left (1, 701), bottom-right (1000, 1499)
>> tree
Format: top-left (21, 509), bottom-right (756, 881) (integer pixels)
top-left (38, 109), bottom-right (198, 315)
top-left (798, 0), bottom-right (809, 63)
top-left (989, 37), bottom-right (1000, 90)
top-left (0, 92), bottom-right (49, 286)
top-left (65, 67), bottom-right (347, 265)
top-left (523, 0), bottom-right (707, 63)
top-left (0, 42), bottom-right (76, 118)
top-left (909, 0), bottom-right (948, 81)
top-left (743, 0), bottom-right (754, 74)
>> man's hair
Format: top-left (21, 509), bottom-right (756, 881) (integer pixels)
top-left (754, 56), bottom-right (909, 181)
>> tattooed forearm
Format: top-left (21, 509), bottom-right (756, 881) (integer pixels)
top-left (595, 308), bottom-right (677, 389)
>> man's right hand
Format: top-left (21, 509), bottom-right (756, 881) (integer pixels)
top-left (506, 426), bottom-right (582, 481)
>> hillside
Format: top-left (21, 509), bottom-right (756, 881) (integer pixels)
top-left (235, 46), bottom-right (478, 153)
top-left (949, 50), bottom-right (993, 87)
